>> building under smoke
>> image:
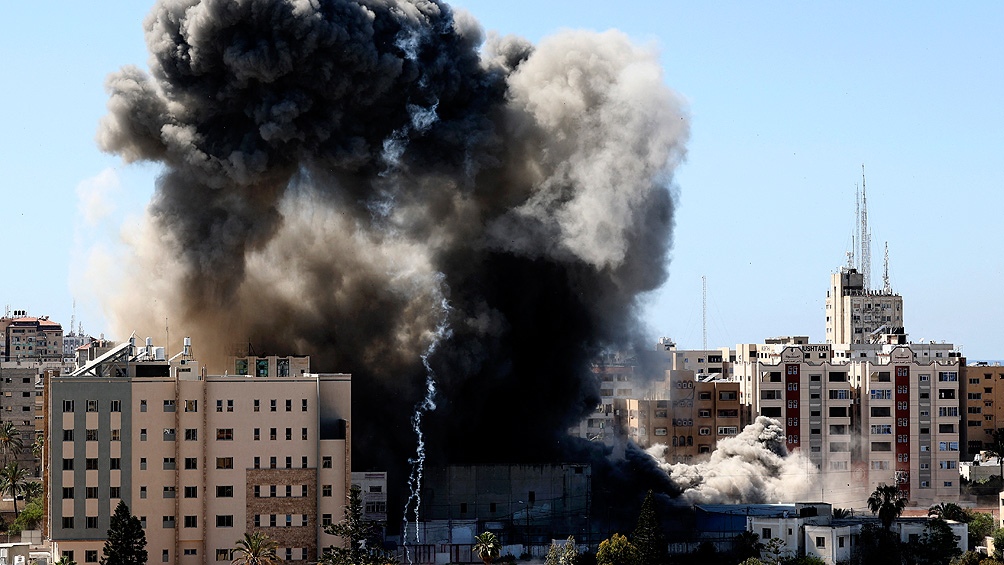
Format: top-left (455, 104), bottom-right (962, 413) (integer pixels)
top-left (94, 0), bottom-right (690, 522)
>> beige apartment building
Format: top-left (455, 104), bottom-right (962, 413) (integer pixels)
top-left (46, 338), bottom-right (351, 565)
top-left (734, 339), bottom-right (962, 508)
top-left (962, 362), bottom-right (1004, 460)
top-left (825, 268), bottom-right (904, 345)
top-left (0, 311), bottom-right (63, 363)
top-left (618, 369), bottom-right (743, 462)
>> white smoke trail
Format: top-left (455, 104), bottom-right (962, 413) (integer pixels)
top-left (402, 280), bottom-right (452, 563)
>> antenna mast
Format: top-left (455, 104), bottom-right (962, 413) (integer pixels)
top-left (702, 276), bottom-right (707, 350)
top-left (860, 164), bottom-right (871, 290)
top-left (883, 242), bottom-right (891, 294)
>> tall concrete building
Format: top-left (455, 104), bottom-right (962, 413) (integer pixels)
top-left (825, 268), bottom-right (904, 345)
top-left (46, 338), bottom-right (351, 565)
top-left (0, 312), bottom-right (63, 363)
top-left (734, 339), bottom-right (962, 508)
top-left (961, 362), bottom-right (1004, 460)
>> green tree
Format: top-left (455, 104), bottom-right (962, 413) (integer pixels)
top-left (232, 531), bottom-right (278, 565)
top-left (985, 429), bottom-right (1004, 480)
top-left (53, 557), bottom-right (77, 565)
top-left (10, 497), bottom-right (42, 532)
top-left (473, 532), bottom-right (502, 565)
top-left (21, 480), bottom-right (41, 503)
top-left (0, 462), bottom-right (29, 517)
top-left (0, 422), bottom-right (23, 464)
top-left (949, 551), bottom-right (984, 565)
top-left (761, 538), bottom-right (787, 565)
top-left (100, 501), bottom-right (147, 565)
top-left (30, 434), bottom-right (42, 460)
top-left (733, 530), bottom-right (764, 562)
top-left (867, 483), bottom-right (907, 531)
top-left (737, 559), bottom-right (764, 565)
top-left (546, 536), bottom-right (580, 565)
top-left (321, 485), bottom-right (387, 565)
top-left (631, 491), bottom-right (666, 565)
top-left (929, 503), bottom-right (969, 523)
top-left (832, 508), bottom-right (851, 519)
top-left (993, 528), bottom-right (1004, 560)
top-left (596, 533), bottom-right (640, 565)
top-left (857, 523), bottom-right (902, 565)
top-left (906, 517), bottom-right (961, 565)
top-left (967, 512), bottom-right (995, 549)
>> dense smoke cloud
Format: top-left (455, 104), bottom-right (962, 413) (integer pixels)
top-left (649, 417), bottom-right (820, 504)
top-left (97, 0), bottom-right (688, 474)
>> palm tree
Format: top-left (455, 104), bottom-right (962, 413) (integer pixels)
top-left (31, 434), bottom-right (43, 460)
top-left (0, 422), bottom-right (23, 464)
top-left (21, 480), bottom-right (42, 503)
top-left (867, 483), bottom-right (906, 531)
top-left (473, 532), bottom-right (501, 565)
top-left (232, 531), bottom-right (278, 565)
top-left (0, 462), bottom-right (29, 517)
top-left (832, 508), bottom-right (851, 519)
top-left (928, 502), bottom-right (968, 523)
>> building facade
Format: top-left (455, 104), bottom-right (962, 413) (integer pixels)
top-left (46, 339), bottom-right (350, 565)
top-left (0, 312), bottom-right (63, 363)
top-left (961, 362), bottom-right (1004, 460)
top-left (825, 268), bottom-right (904, 345)
top-left (734, 340), bottom-right (962, 508)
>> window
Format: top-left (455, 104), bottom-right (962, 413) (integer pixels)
top-left (322, 514), bottom-right (333, 526)
top-left (63, 429), bottom-right (74, 441)
top-left (254, 457), bottom-right (260, 469)
top-left (762, 528), bottom-right (772, 540)
top-left (761, 407), bottom-right (782, 417)
top-left (111, 458), bottom-right (121, 469)
top-left (718, 426), bottom-right (738, 435)
top-left (870, 425), bottom-right (892, 435)
top-left (270, 456), bottom-right (277, 469)
top-left (270, 399), bottom-right (277, 412)
top-left (939, 460), bottom-right (958, 469)
top-left (698, 409), bottom-right (711, 418)
top-left (86, 399), bottom-right (98, 412)
top-left (286, 456), bottom-right (292, 469)
top-left (85, 550), bottom-right (98, 563)
top-left (270, 428), bottom-right (277, 440)
top-left (828, 389), bottom-right (850, 400)
top-left (939, 424), bottom-right (955, 433)
top-left (938, 442), bottom-right (959, 452)
top-left (163, 428), bottom-right (176, 441)
top-left (870, 407), bottom-right (891, 417)
top-left (939, 407), bottom-right (959, 417)
top-left (184, 486), bottom-right (198, 498)
top-left (164, 486), bottom-right (176, 498)
top-left (111, 429), bottom-right (121, 441)
top-left (62, 458), bottom-right (74, 470)
top-left (216, 549), bottom-right (232, 561)
top-left (62, 517), bottom-right (74, 529)
top-left (216, 515), bottom-right (234, 528)
top-left (302, 456), bottom-right (308, 469)
top-left (163, 516), bottom-right (176, 528)
top-left (164, 399), bottom-right (175, 412)
top-left (216, 399), bottom-right (223, 412)
top-left (63, 400), bottom-right (74, 412)
top-left (323, 485), bottom-right (332, 497)
top-left (163, 457), bottom-right (176, 470)
top-left (216, 457), bottom-right (234, 469)
top-left (185, 428), bottom-right (198, 441)
top-left (140, 428), bottom-right (147, 441)
top-left (286, 399), bottom-right (292, 412)
top-left (227, 399), bottom-right (233, 412)
top-left (719, 391), bottom-right (737, 401)
top-left (871, 442), bottom-right (892, 452)
top-left (185, 400), bottom-right (197, 412)
top-left (254, 399), bottom-right (260, 412)
top-left (185, 549), bottom-right (197, 556)
top-left (654, 427), bottom-right (668, 436)
top-left (816, 537), bottom-right (825, 548)
top-left (217, 485), bottom-right (234, 498)
top-left (184, 457), bottom-right (198, 470)
top-left (938, 372), bottom-right (958, 382)
top-left (254, 428), bottom-right (260, 441)
top-left (163, 550), bottom-right (170, 563)
top-left (140, 399), bottom-right (147, 412)
top-left (216, 428), bottom-right (233, 441)
top-left (302, 399), bottom-right (308, 412)
top-left (184, 515), bottom-right (198, 528)
top-left (140, 458), bottom-right (147, 470)
top-left (86, 458), bottom-right (99, 470)
top-left (110, 486), bottom-right (121, 498)
top-left (870, 461), bottom-right (890, 470)
top-left (62, 487), bottom-right (74, 499)
top-left (322, 456), bottom-right (332, 468)
top-left (302, 427), bottom-right (308, 440)
top-left (830, 407), bottom-right (849, 417)
top-left (285, 428), bottom-right (292, 440)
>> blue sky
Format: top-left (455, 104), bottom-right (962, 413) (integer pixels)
top-left (1, 2), bottom-right (1001, 357)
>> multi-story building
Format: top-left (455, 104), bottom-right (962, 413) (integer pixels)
top-left (618, 369), bottom-right (743, 463)
top-left (961, 362), bottom-right (1004, 460)
top-left (351, 471), bottom-right (388, 538)
top-left (825, 268), bottom-right (904, 345)
top-left (734, 339), bottom-right (962, 508)
top-left (0, 312), bottom-right (63, 363)
top-left (0, 363), bottom-right (46, 472)
top-left (46, 338), bottom-right (351, 565)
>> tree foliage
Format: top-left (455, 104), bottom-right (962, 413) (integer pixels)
top-left (867, 483), bottom-right (907, 531)
top-left (904, 518), bottom-right (962, 565)
top-left (596, 533), bottom-right (641, 565)
top-left (985, 429), bottom-right (1004, 480)
top-left (0, 422), bottom-right (23, 465)
top-left (546, 536), bottom-right (580, 565)
top-left (631, 491), bottom-right (666, 565)
top-left (473, 532), bottom-right (502, 565)
top-left (0, 462), bottom-right (29, 517)
top-left (733, 530), bottom-right (765, 562)
top-left (929, 503), bottom-right (969, 523)
top-left (967, 512), bottom-right (995, 549)
top-left (321, 485), bottom-right (388, 565)
top-left (232, 531), bottom-right (278, 565)
top-left (100, 501), bottom-right (147, 565)
top-left (857, 523), bottom-right (902, 565)
top-left (10, 497), bottom-right (42, 533)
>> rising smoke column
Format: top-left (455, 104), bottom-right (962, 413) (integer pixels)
top-left (648, 417), bottom-right (820, 504)
top-left (97, 0), bottom-right (688, 475)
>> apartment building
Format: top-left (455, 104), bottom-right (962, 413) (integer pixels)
top-left (961, 362), bottom-right (1004, 459)
top-left (734, 339), bottom-right (962, 508)
top-left (0, 312), bottom-right (63, 363)
top-left (46, 338), bottom-right (351, 565)
top-left (825, 268), bottom-right (904, 345)
top-left (618, 369), bottom-right (743, 463)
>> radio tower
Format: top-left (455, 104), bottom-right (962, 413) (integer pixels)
top-left (883, 242), bottom-right (892, 294)
top-left (859, 164), bottom-right (871, 290)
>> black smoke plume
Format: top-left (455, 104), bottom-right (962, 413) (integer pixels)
top-left (98, 0), bottom-right (688, 499)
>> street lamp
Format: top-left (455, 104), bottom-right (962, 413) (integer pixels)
top-left (517, 500), bottom-right (530, 556)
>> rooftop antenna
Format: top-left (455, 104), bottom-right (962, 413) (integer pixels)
top-left (850, 183), bottom-right (859, 269)
top-left (860, 164), bottom-right (871, 290)
top-left (70, 300), bottom-right (76, 336)
top-left (702, 276), bottom-right (707, 350)
top-left (882, 242), bottom-right (891, 294)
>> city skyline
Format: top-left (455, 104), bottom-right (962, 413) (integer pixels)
top-left (1, 2), bottom-right (1002, 357)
